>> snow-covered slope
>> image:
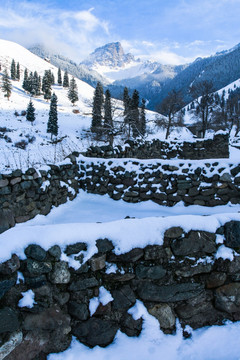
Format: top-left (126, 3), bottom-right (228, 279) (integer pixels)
top-left (0, 39), bottom-right (96, 171)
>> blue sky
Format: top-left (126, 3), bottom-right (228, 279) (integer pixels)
top-left (1, 0), bottom-right (240, 64)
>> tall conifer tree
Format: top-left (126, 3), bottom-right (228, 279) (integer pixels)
top-left (26, 99), bottom-right (36, 124)
top-left (10, 59), bottom-right (16, 80)
top-left (57, 67), bottom-right (62, 85)
top-left (1, 69), bottom-right (12, 100)
top-left (68, 77), bottom-right (79, 105)
top-left (47, 93), bottom-right (58, 139)
top-left (63, 70), bottom-right (69, 87)
top-left (91, 82), bottom-right (104, 132)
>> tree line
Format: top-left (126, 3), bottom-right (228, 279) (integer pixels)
top-left (0, 59), bottom-right (79, 105)
top-left (91, 82), bottom-right (146, 145)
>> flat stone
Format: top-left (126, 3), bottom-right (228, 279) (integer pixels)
top-left (10, 177), bottom-right (21, 186)
top-left (0, 307), bottom-right (19, 333)
top-left (175, 263), bottom-right (213, 278)
top-left (171, 231), bottom-right (216, 257)
top-left (136, 264), bottom-right (166, 279)
top-left (73, 318), bottom-right (118, 348)
top-left (224, 221), bottom-right (240, 249)
top-left (0, 331), bottom-right (23, 359)
top-left (164, 227), bottom-right (183, 239)
top-left (26, 259), bottom-right (52, 275)
top-left (144, 245), bottom-right (167, 261)
top-left (206, 272), bottom-right (227, 288)
top-left (24, 245), bottom-right (46, 261)
top-left (148, 304), bottom-right (175, 329)
top-left (49, 262), bottom-right (71, 284)
top-left (215, 283), bottom-right (240, 313)
top-left (69, 277), bottom-right (98, 291)
top-left (96, 239), bottom-right (114, 253)
top-left (90, 254), bottom-right (106, 271)
top-left (110, 248), bottom-right (144, 263)
top-left (112, 285), bottom-right (136, 311)
top-left (64, 242), bottom-right (87, 255)
top-left (137, 282), bottom-right (204, 302)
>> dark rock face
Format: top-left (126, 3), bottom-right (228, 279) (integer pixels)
top-left (25, 245), bottom-right (47, 261)
top-left (224, 221), bottom-right (240, 249)
top-left (137, 282), bottom-right (204, 302)
top-left (72, 318), bottom-right (118, 348)
top-left (171, 231), bottom-right (216, 257)
top-left (0, 279), bottom-right (16, 300)
top-left (215, 283), bottom-right (240, 313)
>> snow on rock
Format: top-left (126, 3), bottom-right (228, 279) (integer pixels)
top-left (18, 289), bottom-right (36, 308)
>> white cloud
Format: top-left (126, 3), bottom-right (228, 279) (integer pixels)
top-left (0, 2), bottom-right (110, 61)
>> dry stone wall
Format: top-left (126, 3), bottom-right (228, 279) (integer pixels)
top-left (1, 221), bottom-right (240, 359)
top-left (83, 133), bottom-right (229, 160)
top-left (1, 153), bottom-right (240, 234)
top-left (79, 158), bottom-right (240, 207)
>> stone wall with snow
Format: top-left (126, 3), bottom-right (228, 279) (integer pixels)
top-left (1, 152), bottom-right (240, 234)
top-left (83, 133), bottom-right (229, 160)
top-left (1, 221), bottom-right (240, 359)
top-left (79, 158), bottom-right (240, 207)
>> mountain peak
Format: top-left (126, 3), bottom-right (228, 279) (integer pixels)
top-left (81, 42), bottom-right (135, 68)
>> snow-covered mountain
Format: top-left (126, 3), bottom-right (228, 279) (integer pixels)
top-left (29, 44), bottom-right (109, 87)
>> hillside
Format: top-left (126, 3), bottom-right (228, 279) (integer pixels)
top-left (0, 39), bottom-right (170, 172)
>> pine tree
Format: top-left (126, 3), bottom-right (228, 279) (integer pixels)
top-left (47, 93), bottom-right (58, 139)
top-left (42, 70), bottom-right (52, 100)
top-left (63, 70), bottom-right (69, 87)
top-left (26, 99), bottom-right (36, 124)
top-left (10, 59), bottom-right (16, 80)
top-left (22, 68), bottom-right (28, 91)
top-left (130, 89), bottom-right (140, 138)
top-left (57, 67), bottom-right (62, 85)
top-left (1, 69), bottom-right (12, 100)
top-left (16, 62), bottom-right (20, 80)
top-left (104, 89), bottom-right (113, 129)
top-left (68, 77), bottom-right (79, 105)
top-left (91, 82), bottom-right (104, 132)
top-left (139, 98), bottom-right (146, 136)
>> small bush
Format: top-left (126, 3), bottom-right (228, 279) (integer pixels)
top-left (21, 110), bottom-right (27, 116)
top-left (72, 109), bottom-right (80, 114)
top-left (15, 140), bottom-right (28, 149)
top-left (14, 111), bottom-right (19, 117)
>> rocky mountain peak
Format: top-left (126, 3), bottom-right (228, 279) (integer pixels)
top-left (81, 42), bottom-right (136, 68)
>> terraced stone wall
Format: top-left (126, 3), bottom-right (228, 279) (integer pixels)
top-left (1, 221), bottom-right (240, 359)
top-left (79, 158), bottom-right (240, 207)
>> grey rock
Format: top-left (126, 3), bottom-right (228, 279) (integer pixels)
top-left (224, 221), bottom-right (240, 249)
top-left (144, 245), bottom-right (167, 261)
top-left (49, 262), bottom-right (70, 284)
top-left (0, 331), bottom-right (23, 360)
top-left (171, 231), bottom-right (216, 257)
top-left (148, 304), bottom-right (175, 329)
top-left (64, 242), bottom-right (87, 255)
top-left (164, 227), bottom-right (183, 239)
top-left (90, 254), bottom-right (106, 271)
top-left (0, 279), bottom-right (15, 300)
top-left (206, 272), bottom-right (227, 288)
top-left (215, 283), bottom-right (240, 313)
top-left (68, 301), bottom-right (89, 320)
top-left (0, 254), bottom-right (20, 275)
top-left (26, 259), bottom-right (52, 275)
top-left (219, 173), bottom-right (232, 182)
top-left (120, 313), bottom-right (142, 337)
top-left (48, 245), bottom-right (61, 261)
top-left (137, 282), bottom-right (204, 302)
top-left (96, 238), bottom-right (114, 253)
top-left (112, 285), bottom-right (136, 311)
top-left (69, 277), bottom-right (98, 291)
top-left (72, 318), bottom-right (118, 348)
top-left (24, 245), bottom-right (46, 261)
top-left (136, 264), bottom-right (166, 279)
